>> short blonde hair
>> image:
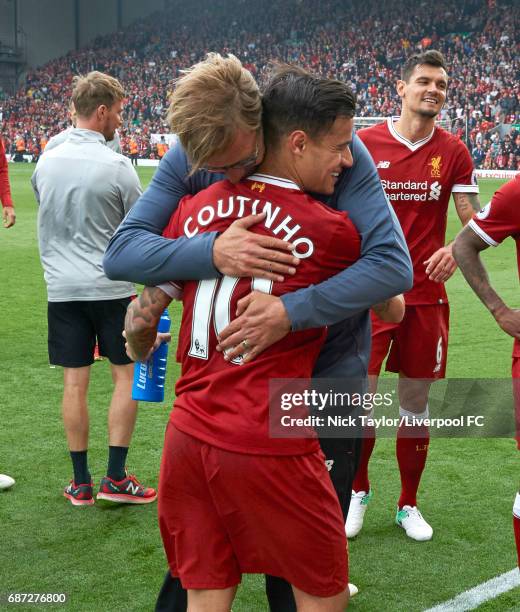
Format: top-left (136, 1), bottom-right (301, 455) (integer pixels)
top-left (167, 53), bottom-right (262, 172)
top-left (72, 71), bottom-right (125, 119)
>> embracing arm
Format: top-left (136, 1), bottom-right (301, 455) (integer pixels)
top-left (281, 134), bottom-right (412, 330)
top-left (104, 145), bottom-right (219, 285)
top-left (453, 224), bottom-right (520, 340)
top-left (216, 136), bottom-right (413, 361)
top-left (103, 144), bottom-right (298, 285)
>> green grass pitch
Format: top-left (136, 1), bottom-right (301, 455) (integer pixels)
top-left (0, 165), bottom-right (518, 611)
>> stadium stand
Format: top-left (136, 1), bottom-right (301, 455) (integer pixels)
top-left (0, 0), bottom-right (518, 168)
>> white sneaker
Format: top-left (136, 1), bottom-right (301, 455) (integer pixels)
top-left (0, 474), bottom-right (15, 490)
top-left (348, 583), bottom-right (359, 598)
top-left (345, 490), bottom-right (373, 538)
top-left (395, 505), bottom-right (433, 541)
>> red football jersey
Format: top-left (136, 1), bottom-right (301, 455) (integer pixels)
top-left (469, 175), bottom-right (520, 357)
top-left (358, 118), bottom-right (478, 305)
top-left (0, 137), bottom-right (14, 208)
top-left (163, 173), bottom-right (361, 455)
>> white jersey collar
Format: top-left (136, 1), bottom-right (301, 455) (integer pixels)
top-left (247, 173), bottom-right (302, 191)
top-left (387, 117), bottom-right (435, 152)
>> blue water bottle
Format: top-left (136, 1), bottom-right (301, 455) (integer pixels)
top-left (132, 309), bottom-right (171, 402)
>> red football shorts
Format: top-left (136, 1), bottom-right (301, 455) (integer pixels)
top-left (158, 423), bottom-right (348, 596)
top-left (369, 303), bottom-right (449, 378)
top-left (512, 357), bottom-right (520, 450)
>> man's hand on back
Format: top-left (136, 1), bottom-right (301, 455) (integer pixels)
top-left (216, 291), bottom-right (291, 363)
top-left (213, 213), bottom-right (300, 282)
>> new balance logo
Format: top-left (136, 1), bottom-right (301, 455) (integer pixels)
top-left (126, 482), bottom-right (140, 495)
top-left (429, 181), bottom-right (442, 201)
top-left (376, 161), bottom-right (391, 168)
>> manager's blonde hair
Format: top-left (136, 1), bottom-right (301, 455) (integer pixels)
top-left (167, 53), bottom-right (262, 172)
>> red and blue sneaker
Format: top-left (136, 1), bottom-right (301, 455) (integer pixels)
top-left (96, 471), bottom-right (157, 504)
top-left (64, 480), bottom-right (94, 506)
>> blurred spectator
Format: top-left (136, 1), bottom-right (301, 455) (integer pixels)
top-left (472, 141), bottom-right (486, 167)
top-left (156, 135), bottom-right (168, 159)
top-left (128, 135), bottom-right (139, 165)
top-left (0, 134), bottom-right (16, 227)
top-left (0, 0), bottom-right (518, 168)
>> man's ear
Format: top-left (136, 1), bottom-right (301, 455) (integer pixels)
top-left (288, 130), bottom-right (307, 156)
top-left (96, 104), bottom-right (108, 121)
top-left (396, 79), bottom-right (406, 99)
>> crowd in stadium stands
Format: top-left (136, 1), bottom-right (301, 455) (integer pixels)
top-left (0, 0), bottom-right (518, 168)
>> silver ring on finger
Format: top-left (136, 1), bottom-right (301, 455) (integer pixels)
top-left (241, 339), bottom-right (249, 350)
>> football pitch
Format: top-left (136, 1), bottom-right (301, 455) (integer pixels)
top-left (0, 166), bottom-right (518, 611)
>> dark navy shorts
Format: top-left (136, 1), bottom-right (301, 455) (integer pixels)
top-left (47, 297), bottom-right (133, 367)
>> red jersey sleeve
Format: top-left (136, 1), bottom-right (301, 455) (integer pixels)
top-left (469, 177), bottom-right (520, 246)
top-left (0, 138), bottom-right (14, 208)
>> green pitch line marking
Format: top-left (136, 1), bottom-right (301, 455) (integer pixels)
top-left (424, 569), bottom-right (520, 611)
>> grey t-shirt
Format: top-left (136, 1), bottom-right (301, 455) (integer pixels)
top-left (32, 128), bottom-right (141, 301)
top-left (45, 127), bottom-right (122, 153)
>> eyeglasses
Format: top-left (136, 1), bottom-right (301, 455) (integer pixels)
top-left (201, 138), bottom-right (259, 174)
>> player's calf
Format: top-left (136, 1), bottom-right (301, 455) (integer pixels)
top-left (292, 584), bottom-right (349, 611)
top-left (187, 586), bottom-right (237, 612)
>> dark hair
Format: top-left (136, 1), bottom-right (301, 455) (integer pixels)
top-left (401, 50), bottom-right (447, 82)
top-left (261, 64), bottom-right (356, 148)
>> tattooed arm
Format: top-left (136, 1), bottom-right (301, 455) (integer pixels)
top-left (453, 192), bottom-right (481, 225)
top-left (372, 294), bottom-right (405, 323)
top-left (453, 225), bottom-right (520, 340)
top-left (424, 192), bottom-right (481, 283)
top-left (125, 286), bottom-right (173, 362)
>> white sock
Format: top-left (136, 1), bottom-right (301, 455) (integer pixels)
top-left (513, 492), bottom-right (520, 519)
top-left (399, 404), bottom-right (429, 425)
